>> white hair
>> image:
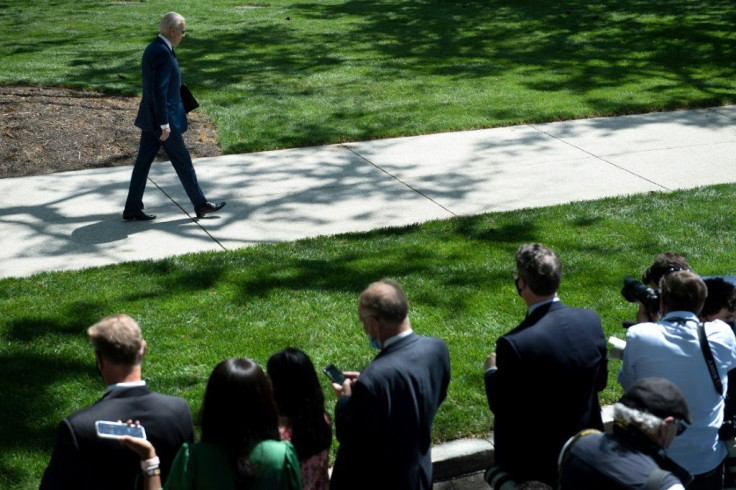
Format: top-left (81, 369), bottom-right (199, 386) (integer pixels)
top-left (614, 402), bottom-right (664, 435)
top-left (159, 12), bottom-right (185, 33)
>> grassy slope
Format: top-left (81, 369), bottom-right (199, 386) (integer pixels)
top-left (1, 0), bottom-right (735, 153)
top-left (3, 184), bottom-right (736, 487)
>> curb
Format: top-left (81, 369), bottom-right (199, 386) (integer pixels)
top-left (431, 404), bottom-right (615, 482)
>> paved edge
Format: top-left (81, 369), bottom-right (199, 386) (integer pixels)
top-left (431, 404), bottom-right (615, 482)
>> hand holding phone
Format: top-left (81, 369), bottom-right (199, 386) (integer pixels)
top-left (323, 363), bottom-right (346, 385)
top-left (95, 421), bottom-right (147, 440)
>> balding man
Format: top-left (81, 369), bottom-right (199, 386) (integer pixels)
top-left (40, 314), bottom-right (194, 490)
top-left (329, 279), bottom-right (451, 490)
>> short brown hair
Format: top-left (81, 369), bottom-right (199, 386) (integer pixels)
top-left (661, 270), bottom-right (707, 314)
top-left (87, 314), bottom-right (145, 365)
top-left (516, 243), bottom-right (561, 296)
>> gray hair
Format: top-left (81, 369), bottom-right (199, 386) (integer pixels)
top-left (613, 402), bottom-right (663, 435)
top-left (159, 12), bottom-right (185, 34)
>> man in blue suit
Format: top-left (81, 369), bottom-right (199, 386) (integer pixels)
top-left (484, 243), bottom-right (608, 486)
top-left (123, 12), bottom-right (225, 221)
top-left (330, 279), bottom-right (451, 489)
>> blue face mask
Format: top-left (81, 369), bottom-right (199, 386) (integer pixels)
top-left (366, 332), bottom-right (381, 350)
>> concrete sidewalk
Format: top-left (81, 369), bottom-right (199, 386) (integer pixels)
top-left (2, 105), bottom-right (736, 279)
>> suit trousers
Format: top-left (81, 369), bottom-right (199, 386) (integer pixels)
top-left (124, 129), bottom-right (207, 213)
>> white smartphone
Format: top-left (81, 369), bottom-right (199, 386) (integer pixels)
top-left (95, 421), bottom-right (147, 440)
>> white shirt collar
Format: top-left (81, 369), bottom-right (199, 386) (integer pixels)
top-left (382, 328), bottom-right (413, 349)
top-left (106, 380), bottom-right (146, 392)
top-left (158, 34), bottom-right (172, 51)
top-left (527, 296), bottom-right (560, 316)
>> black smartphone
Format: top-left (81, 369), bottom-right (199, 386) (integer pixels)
top-left (323, 363), bottom-right (346, 384)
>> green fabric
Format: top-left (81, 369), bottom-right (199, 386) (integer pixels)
top-left (164, 440), bottom-right (301, 490)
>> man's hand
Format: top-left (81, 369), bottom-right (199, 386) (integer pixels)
top-left (484, 352), bottom-right (497, 371)
top-left (160, 128), bottom-right (171, 142)
top-left (331, 370), bottom-right (360, 398)
top-left (636, 301), bottom-right (658, 323)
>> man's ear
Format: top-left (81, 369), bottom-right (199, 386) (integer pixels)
top-left (140, 340), bottom-right (148, 360)
top-left (94, 351), bottom-right (104, 370)
top-left (657, 416), bottom-right (677, 448)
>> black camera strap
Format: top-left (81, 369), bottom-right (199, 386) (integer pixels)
top-left (697, 322), bottom-right (724, 396)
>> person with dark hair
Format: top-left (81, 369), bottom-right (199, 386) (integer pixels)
top-left (701, 277), bottom-right (736, 326)
top-left (484, 243), bottom-right (608, 486)
top-left (329, 279), bottom-right (451, 489)
top-left (40, 314), bottom-right (194, 490)
top-left (121, 358), bottom-right (301, 490)
top-left (559, 377), bottom-right (691, 490)
top-left (267, 348), bottom-right (331, 490)
top-left (620, 271), bottom-right (736, 489)
top-left (631, 252), bottom-right (693, 323)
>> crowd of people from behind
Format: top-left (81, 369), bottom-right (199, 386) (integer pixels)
top-left (25, 5), bottom-right (736, 488)
top-left (483, 246), bottom-right (736, 490)
top-left (37, 241), bottom-right (736, 490)
top-left (39, 278), bottom-right (450, 490)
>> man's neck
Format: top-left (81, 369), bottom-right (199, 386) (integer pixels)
top-left (102, 366), bottom-right (143, 386)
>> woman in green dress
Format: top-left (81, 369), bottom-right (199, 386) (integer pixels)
top-left (122, 358), bottom-right (301, 490)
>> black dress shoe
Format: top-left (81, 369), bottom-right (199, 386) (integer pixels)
top-left (123, 210), bottom-right (156, 221)
top-left (195, 201), bottom-right (226, 218)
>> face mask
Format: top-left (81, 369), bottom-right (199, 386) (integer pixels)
top-left (366, 332), bottom-right (381, 350)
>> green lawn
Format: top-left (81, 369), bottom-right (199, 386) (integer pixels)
top-left (1, 0), bottom-right (735, 153)
top-left (3, 184), bottom-right (736, 488)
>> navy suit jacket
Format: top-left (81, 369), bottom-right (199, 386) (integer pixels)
top-left (485, 302), bottom-right (607, 485)
top-left (331, 333), bottom-right (451, 490)
top-left (135, 36), bottom-right (187, 134)
top-left (40, 385), bottom-right (194, 490)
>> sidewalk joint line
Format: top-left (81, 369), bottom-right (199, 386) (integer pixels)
top-left (339, 145), bottom-right (458, 217)
top-left (528, 125), bottom-right (672, 191)
top-left (149, 178), bottom-right (228, 251)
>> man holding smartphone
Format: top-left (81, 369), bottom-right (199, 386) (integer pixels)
top-left (40, 314), bottom-right (194, 490)
top-left (329, 279), bottom-right (451, 490)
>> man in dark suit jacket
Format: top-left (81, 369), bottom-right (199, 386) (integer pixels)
top-left (40, 314), bottom-right (194, 489)
top-left (123, 11), bottom-right (225, 221)
top-left (330, 279), bottom-right (451, 490)
top-left (484, 243), bottom-right (608, 486)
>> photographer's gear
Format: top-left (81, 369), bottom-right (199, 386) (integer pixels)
top-left (621, 278), bottom-right (660, 319)
top-left (694, 320), bottom-right (736, 484)
top-left (484, 465), bottom-right (518, 489)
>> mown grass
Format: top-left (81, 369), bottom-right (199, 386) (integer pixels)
top-left (3, 184), bottom-right (736, 488)
top-left (3, 0), bottom-right (736, 487)
top-left (1, 0), bottom-right (735, 153)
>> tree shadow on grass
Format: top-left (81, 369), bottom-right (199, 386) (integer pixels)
top-left (38, 0), bottom-right (736, 152)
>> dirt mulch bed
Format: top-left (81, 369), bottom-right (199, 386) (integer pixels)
top-left (0, 85), bottom-right (222, 179)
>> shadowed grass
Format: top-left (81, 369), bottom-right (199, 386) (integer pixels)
top-left (1, 0), bottom-right (735, 154)
top-left (2, 184), bottom-right (736, 487)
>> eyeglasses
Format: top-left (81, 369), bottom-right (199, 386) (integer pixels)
top-left (674, 419), bottom-right (687, 436)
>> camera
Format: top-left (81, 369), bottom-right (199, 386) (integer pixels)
top-left (621, 277), bottom-right (660, 319)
